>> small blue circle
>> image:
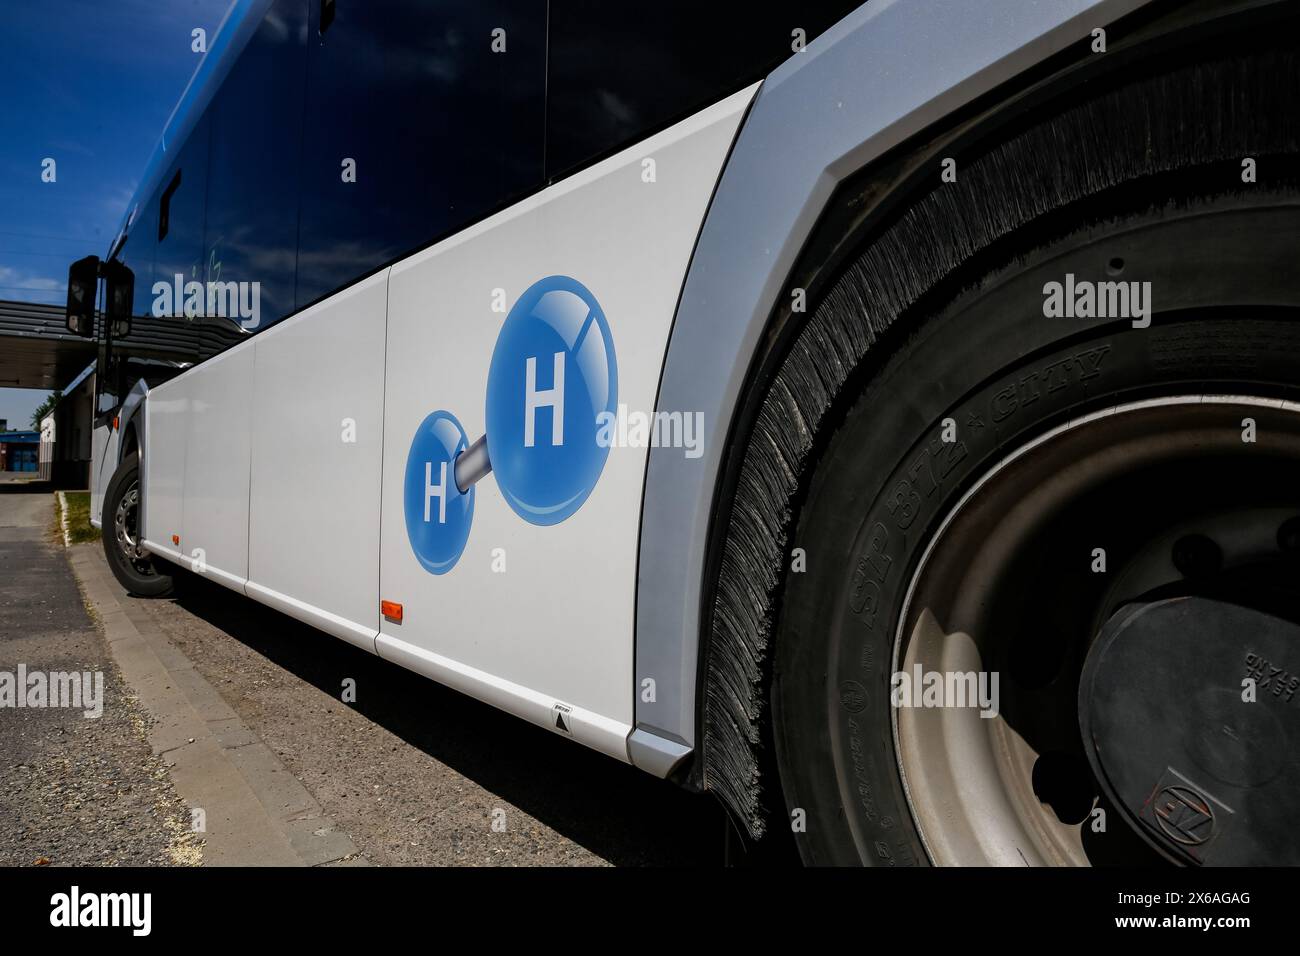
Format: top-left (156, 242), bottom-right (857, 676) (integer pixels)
top-left (486, 276), bottom-right (617, 525)
top-left (404, 410), bottom-right (473, 574)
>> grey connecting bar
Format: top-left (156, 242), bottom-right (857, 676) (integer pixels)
top-left (454, 434), bottom-right (492, 493)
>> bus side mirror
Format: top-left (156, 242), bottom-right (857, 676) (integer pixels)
top-left (65, 255), bottom-right (99, 337)
top-left (102, 259), bottom-right (135, 338)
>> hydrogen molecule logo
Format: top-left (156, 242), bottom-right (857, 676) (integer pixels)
top-left (403, 411), bottom-right (474, 575)
top-left (403, 276), bottom-right (617, 576)
top-left (486, 276), bottom-right (617, 525)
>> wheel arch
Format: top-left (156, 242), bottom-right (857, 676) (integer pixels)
top-left (103, 378), bottom-right (151, 534)
top-left (117, 378), bottom-right (150, 467)
top-left (631, 0), bottom-right (1295, 835)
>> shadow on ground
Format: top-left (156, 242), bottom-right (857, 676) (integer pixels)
top-left (157, 565), bottom-right (724, 866)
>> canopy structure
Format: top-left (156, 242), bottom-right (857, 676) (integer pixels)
top-left (0, 300), bottom-right (98, 391)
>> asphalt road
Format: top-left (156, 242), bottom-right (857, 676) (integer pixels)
top-left (0, 481), bottom-right (200, 866)
top-left (1, 482), bottom-right (720, 866)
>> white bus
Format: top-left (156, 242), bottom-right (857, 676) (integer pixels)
top-left (68, 0), bottom-right (1300, 866)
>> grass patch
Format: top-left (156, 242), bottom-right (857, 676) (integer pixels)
top-left (63, 491), bottom-right (101, 544)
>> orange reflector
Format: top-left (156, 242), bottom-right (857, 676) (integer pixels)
top-left (171, 534), bottom-right (180, 545)
top-left (381, 600), bottom-right (403, 623)
top-left (112, 415), bottom-right (119, 431)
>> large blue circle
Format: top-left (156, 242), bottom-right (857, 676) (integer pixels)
top-left (485, 276), bottom-right (617, 525)
top-left (403, 410), bottom-right (473, 575)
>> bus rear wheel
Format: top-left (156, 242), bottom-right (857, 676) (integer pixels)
top-left (102, 451), bottom-right (173, 598)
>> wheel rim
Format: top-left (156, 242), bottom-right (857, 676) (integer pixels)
top-left (892, 394), bottom-right (1300, 866)
top-left (113, 479), bottom-right (156, 577)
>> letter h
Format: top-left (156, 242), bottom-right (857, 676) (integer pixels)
top-left (424, 461), bottom-right (447, 523)
top-left (525, 352), bottom-right (564, 447)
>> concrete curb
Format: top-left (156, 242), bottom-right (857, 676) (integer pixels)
top-left (67, 544), bottom-right (367, 867)
top-left (56, 491), bottom-right (70, 548)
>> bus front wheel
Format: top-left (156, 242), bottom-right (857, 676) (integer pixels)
top-left (768, 41), bottom-right (1300, 865)
top-left (102, 451), bottom-right (174, 598)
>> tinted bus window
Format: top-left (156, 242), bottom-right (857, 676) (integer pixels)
top-left (122, 195), bottom-right (159, 321)
top-left (545, 2), bottom-right (862, 178)
top-left (147, 113), bottom-right (210, 364)
top-left (295, 0), bottom-right (546, 309)
top-left (204, 0), bottom-right (308, 335)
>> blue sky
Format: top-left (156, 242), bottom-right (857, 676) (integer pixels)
top-left (0, 0), bottom-right (231, 428)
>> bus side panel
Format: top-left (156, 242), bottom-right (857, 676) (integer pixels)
top-left (171, 345), bottom-right (255, 589)
top-left (376, 86), bottom-right (757, 761)
top-left (246, 270), bottom-right (390, 651)
top-left (141, 384), bottom-right (190, 558)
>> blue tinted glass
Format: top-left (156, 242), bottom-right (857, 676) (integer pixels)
top-left (295, 0), bottom-right (546, 308)
top-left (122, 114), bottom-right (210, 366)
top-left (121, 193), bottom-right (158, 321)
top-left (150, 115), bottom-right (209, 318)
top-left (203, 0), bottom-right (308, 336)
top-left (546, 2), bottom-right (862, 177)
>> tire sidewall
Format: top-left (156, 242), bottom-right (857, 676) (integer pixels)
top-left (772, 199), bottom-right (1300, 865)
top-left (102, 451), bottom-right (173, 597)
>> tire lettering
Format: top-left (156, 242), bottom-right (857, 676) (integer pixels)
top-left (849, 521), bottom-right (892, 629)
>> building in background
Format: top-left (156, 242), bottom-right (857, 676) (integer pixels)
top-left (38, 363), bottom-right (96, 486)
top-left (0, 428), bottom-right (39, 473)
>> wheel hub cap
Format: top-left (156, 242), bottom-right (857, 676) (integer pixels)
top-left (1079, 594), bottom-right (1300, 865)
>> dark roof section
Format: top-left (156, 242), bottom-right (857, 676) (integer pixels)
top-left (0, 298), bottom-right (251, 391)
top-left (0, 300), bottom-right (98, 391)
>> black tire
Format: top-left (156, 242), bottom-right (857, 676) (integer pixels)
top-left (102, 451), bottom-right (174, 598)
top-left (767, 43), bottom-right (1300, 865)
